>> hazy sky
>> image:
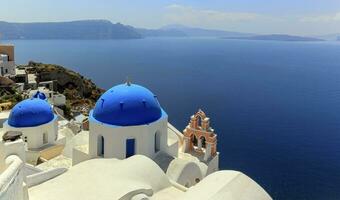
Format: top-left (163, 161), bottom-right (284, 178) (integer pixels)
top-left (1, 0), bottom-right (340, 35)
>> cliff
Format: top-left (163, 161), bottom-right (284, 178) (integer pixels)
top-left (0, 77), bottom-right (22, 106)
top-left (23, 62), bottom-right (104, 117)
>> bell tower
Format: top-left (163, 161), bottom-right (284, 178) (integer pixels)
top-left (183, 109), bottom-right (217, 162)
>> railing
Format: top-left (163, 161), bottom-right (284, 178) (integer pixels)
top-left (168, 123), bottom-right (184, 145)
top-left (0, 155), bottom-right (24, 200)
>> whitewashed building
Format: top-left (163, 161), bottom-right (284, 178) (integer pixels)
top-left (2, 98), bottom-right (58, 150)
top-left (0, 44), bottom-right (15, 77)
top-left (0, 82), bottom-right (272, 200)
top-left (29, 89), bottom-right (66, 106)
top-left (88, 82), bottom-right (177, 159)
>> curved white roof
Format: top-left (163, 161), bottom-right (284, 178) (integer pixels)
top-left (180, 170), bottom-right (272, 200)
top-left (28, 156), bottom-right (272, 200)
top-left (28, 155), bottom-right (172, 200)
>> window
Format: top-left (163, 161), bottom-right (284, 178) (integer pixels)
top-left (43, 132), bottom-right (48, 144)
top-left (192, 135), bottom-right (198, 146)
top-left (98, 136), bottom-right (104, 157)
top-left (155, 131), bottom-right (161, 153)
top-left (200, 136), bottom-right (206, 148)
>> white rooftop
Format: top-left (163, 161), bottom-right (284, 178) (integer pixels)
top-left (15, 68), bottom-right (26, 76)
top-left (27, 74), bottom-right (37, 84)
top-left (0, 111), bottom-right (10, 120)
top-left (29, 156), bottom-right (173, 200)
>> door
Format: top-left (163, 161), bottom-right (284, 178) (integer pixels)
top-left (126, 138), bottom-right (135, 158)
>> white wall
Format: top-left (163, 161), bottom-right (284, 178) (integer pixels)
top-left (51, 94), bottom-right (66, 106)
top-left (3, 117), bottom-right (58, 150)
top-left (206, 153), bottom-right (219, 175)
top-left (89, 116), bottom-right (169, 160)
top-left (0, 142), bottom-right (6, 172)
top-left (0, 61), bottom-right (15, 76)
top-left (2, 140), bottom-right (26, 162)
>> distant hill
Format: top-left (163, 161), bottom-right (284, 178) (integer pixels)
top-left (137, 24), bottom-right (255, 38)
top-left (0, 20), bottom-right (142, 39)
top-left (224, 34), bottom-right (324, 42)
top-left (313, 33), bottom-right (340, 41)
top-left (137, 28), bottom-right (187, 37)
top-left (160, 24), bottom-right (255, 38)
top-left (0, 20), bottom-right (327, 41)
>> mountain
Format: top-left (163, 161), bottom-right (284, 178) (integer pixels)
top-left (0, 20), bottom-right (142, 39)
top-left (313, 33), bottom-right (340, 41)
top-left (137, 28), bottom-right (187, 37)
top-left (224, 34), bottom-right (324, 42)
top-left (160, 24), bottom-right (255, 37)
top-left (0, 20), bottom-right (326, 41)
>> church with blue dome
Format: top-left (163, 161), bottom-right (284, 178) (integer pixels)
top-left (88, 82), bottom-right (177, 159)
top-left (3, 98), bottom-right (58, 150)
top-left (8, 98), bottom-right (53, 128)
top-left (1, 81), bottom-right (232, 197)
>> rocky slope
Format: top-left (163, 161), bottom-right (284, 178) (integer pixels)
top-left (0, 77), bottom-right (22, 106)
top-left (23, 61), bottom-right (104, 117)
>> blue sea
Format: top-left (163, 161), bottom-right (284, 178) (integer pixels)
top-left (6, 38), bottom-right (340, 200)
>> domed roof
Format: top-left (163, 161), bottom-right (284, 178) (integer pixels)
top-left (92, 83), bottom-right (162, 126)
top-left (8, 98), bottom-right (55, 127)
top-left (33, 91), bottom-right (47, 100)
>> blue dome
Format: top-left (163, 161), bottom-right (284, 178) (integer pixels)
top-left (33, 91), bottom-right (47, 100)
top-left (92, 83), bottom-right (162, 126)
top-left (8, 98), bottom-right (55, 127)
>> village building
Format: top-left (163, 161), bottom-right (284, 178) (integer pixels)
top-left (0, 81), bottom-right (272, 200)
top-left (0, 44), bottom-right (15, 77)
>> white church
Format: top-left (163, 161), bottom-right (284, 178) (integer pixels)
top-left (88, 82), bottom-right (174, 159)
top-left (0, 81), bottom-right (272, 200)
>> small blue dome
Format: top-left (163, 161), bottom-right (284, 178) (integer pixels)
top-left (33, 91), bottom-right (47, 100)
top-left (8, 98), bottom-right (55, 127)
top-left (92, 83), bottom-right (162, 126)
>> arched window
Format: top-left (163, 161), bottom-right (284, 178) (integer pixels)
top-left (155, 131), bottom-right (161, 153)
top-left (98, 135), bottom-right (104, 157)
top-left (192, 135), bottom-right (198, 146)
top-left (200, 136), bottom-right (206, 148)
top-left (196, 116), bottom-right (202, 128)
